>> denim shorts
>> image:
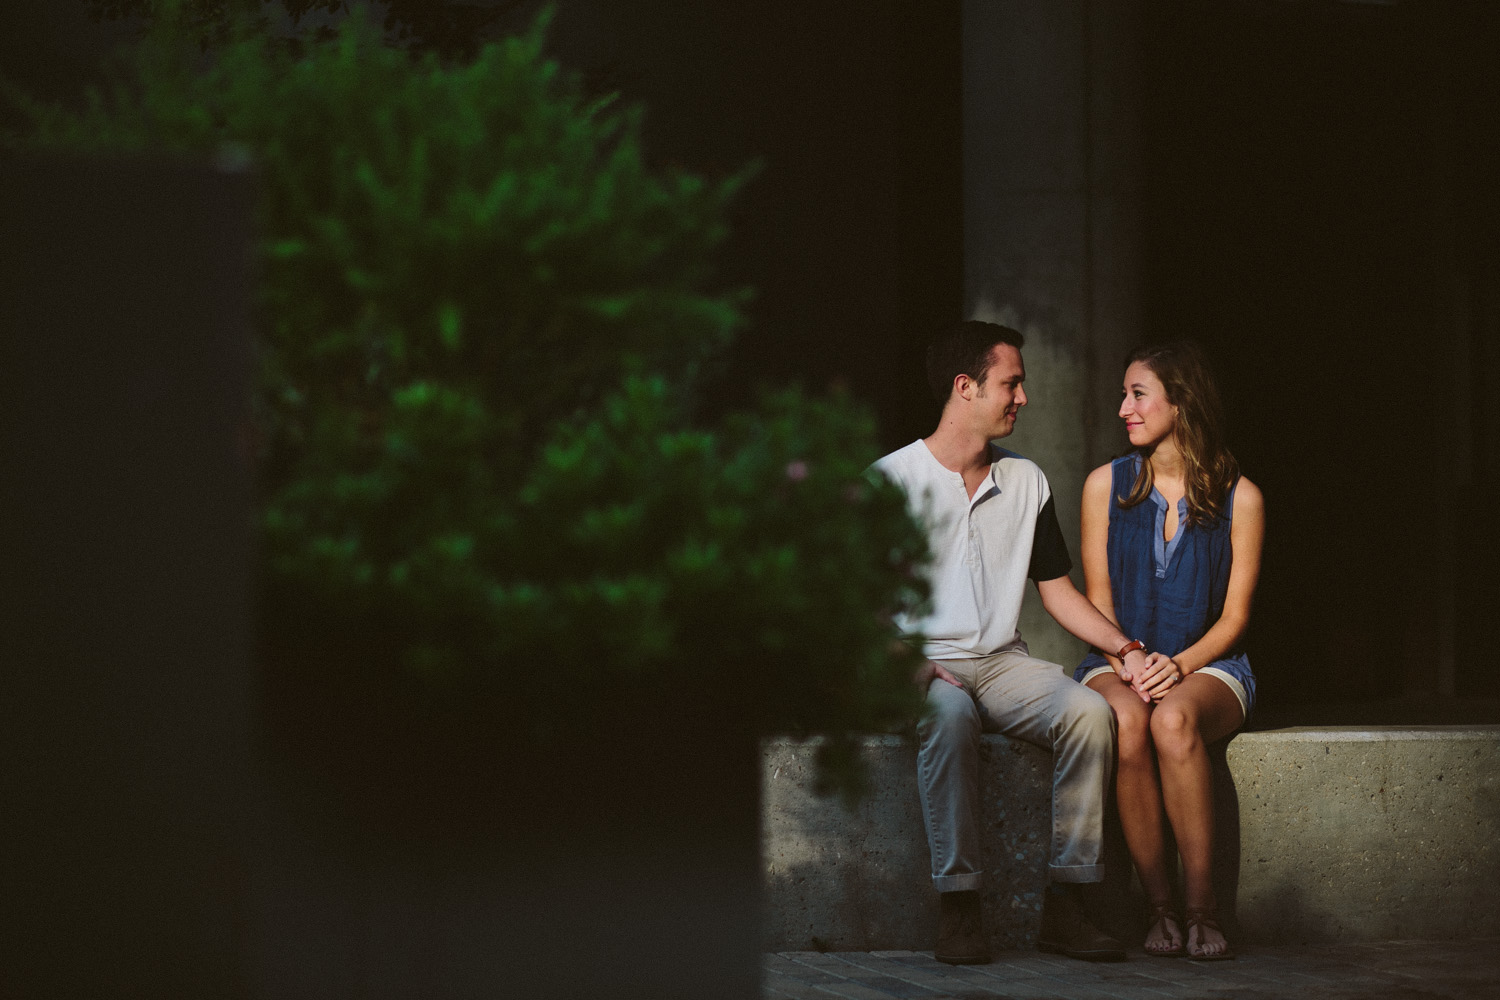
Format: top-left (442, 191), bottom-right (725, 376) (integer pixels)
top-left (1074, 651), bottom-right (1257, 723)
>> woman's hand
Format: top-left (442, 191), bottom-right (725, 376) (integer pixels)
top-left (1136, 651), bottom-right (1183, 702)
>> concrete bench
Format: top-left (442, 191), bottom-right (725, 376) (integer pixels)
top-left (761, 726), bottom-right (1500, 950)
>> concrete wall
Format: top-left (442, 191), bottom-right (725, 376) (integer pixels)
top-left (763, 735), bottom-right (1051, 952)
top-left (762, 727), bottom-right (1500, 952)
top-left (1231, 727), bottom-right (1500, 943)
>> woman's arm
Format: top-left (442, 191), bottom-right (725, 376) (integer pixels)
top-left (1080, 463), bottom-right (1120, 627)
top-left (1074, 461), bottom-right (1152, 695)
top-left (1171, 476), bottom-right (1265, 675)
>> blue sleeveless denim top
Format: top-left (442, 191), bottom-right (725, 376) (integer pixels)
top-left (1106, 454), bottom-right (1239, 659)
top-left (1075, 454), bottom-right (1255, 718)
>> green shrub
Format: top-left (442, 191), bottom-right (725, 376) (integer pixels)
top-left (85, 0), bottom-right (512, 55)
top-left (8, 11), bottom-right (928, 796)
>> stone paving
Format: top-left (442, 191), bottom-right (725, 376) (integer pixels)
top-left (763, 939), bottom-right (1500, 999)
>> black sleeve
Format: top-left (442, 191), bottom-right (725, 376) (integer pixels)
top-left (1027, 495), bottom-right (1074, 582)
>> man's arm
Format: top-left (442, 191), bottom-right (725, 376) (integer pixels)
top-left (1034, 574), bottom-right (1156, 693)
top-left (1023, 491), bottom-right (1154, 688)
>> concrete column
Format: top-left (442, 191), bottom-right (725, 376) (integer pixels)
top-left (962, 0), bottom-right (1143, 665)
top-left (0, 155), bottom-right (256, 999)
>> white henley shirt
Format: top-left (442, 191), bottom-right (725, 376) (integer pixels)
top-left (871, 439), bottom-right (1071, 661)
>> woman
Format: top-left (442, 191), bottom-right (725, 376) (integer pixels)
top-left (1075, 341), bottom-right (1264, 960)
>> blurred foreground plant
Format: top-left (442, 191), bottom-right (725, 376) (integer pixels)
top-left (8, 10), bottom-right (928, 797)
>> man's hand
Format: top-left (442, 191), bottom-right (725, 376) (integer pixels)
top-left (1118, 647), bottom-right (1151, 702)
top-left (914, 659), bottom-right (964, 692)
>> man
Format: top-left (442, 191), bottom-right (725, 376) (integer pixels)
top-left (871, 321), bottom-right (1150, 964)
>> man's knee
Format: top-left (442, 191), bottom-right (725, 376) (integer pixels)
top-left (919, 682), bottom-right (980, 744)
top-left (1059, 685), bottom-right (1115, 746)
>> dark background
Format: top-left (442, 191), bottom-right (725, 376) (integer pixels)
top-left (5, 0), bottom-right (1498, 719)
top-left (1139, 1), bottom-right (1500, 714)
top-left (531, 0), bottom-right (1500, 720)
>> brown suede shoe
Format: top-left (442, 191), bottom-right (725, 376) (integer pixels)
top-left (1037, 887), bottom-right (1126, 962)
top-left (935, 890), bottom-right (990, 965)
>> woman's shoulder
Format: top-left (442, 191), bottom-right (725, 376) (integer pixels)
top-left (1084, 461), bottom-right (1115, 497)
top-left (1086, 454), bottom-right (1136, 492)
top-left (1231, 474), bottom-right (1264, 518)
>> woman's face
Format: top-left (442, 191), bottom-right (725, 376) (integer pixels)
top-left (1119, 361), bottom-right (1177, 449)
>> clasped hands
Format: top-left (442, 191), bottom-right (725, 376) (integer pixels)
top-left (1118, 650), bottom-right (1182, 703)
top-left (910, 650), bottom-right (1183, 703)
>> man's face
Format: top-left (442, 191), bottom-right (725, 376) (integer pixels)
top-left (974, 343), bottom-right (1027, 439)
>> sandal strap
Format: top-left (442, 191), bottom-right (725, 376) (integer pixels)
top-left (1184, 907), bottom-right (1223, 932)
top-left (1143, 900), bottom-right (1185, 955)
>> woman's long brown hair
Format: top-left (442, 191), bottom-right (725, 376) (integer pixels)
top-left (1120, 341), bottom-right (1239, 524)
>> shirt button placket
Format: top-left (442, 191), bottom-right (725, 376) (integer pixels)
top-left (966, 502), bottom-right (978, 567)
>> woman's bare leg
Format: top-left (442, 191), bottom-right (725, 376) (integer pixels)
top-left (1087, 674), bottom-right (1180, 954)
top-left (1149, 674), bottom-right (1243, 958)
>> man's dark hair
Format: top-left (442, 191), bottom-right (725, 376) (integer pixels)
top-left (924, 321), bottom-right (1025, 402)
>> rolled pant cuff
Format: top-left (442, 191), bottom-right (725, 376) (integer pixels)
top-left (1047, 863), bottom-right (1105, 883)
top-left (932, 872), bottom-right (982, 892)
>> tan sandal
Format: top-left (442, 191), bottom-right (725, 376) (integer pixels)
top-left (1184, 906), bottom-right (1235, 961)
top-left (1143, 900), bottom-right (1185, 957)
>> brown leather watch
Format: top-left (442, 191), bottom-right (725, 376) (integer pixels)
top-left (1115, 638), bottom-right (1147, 660)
